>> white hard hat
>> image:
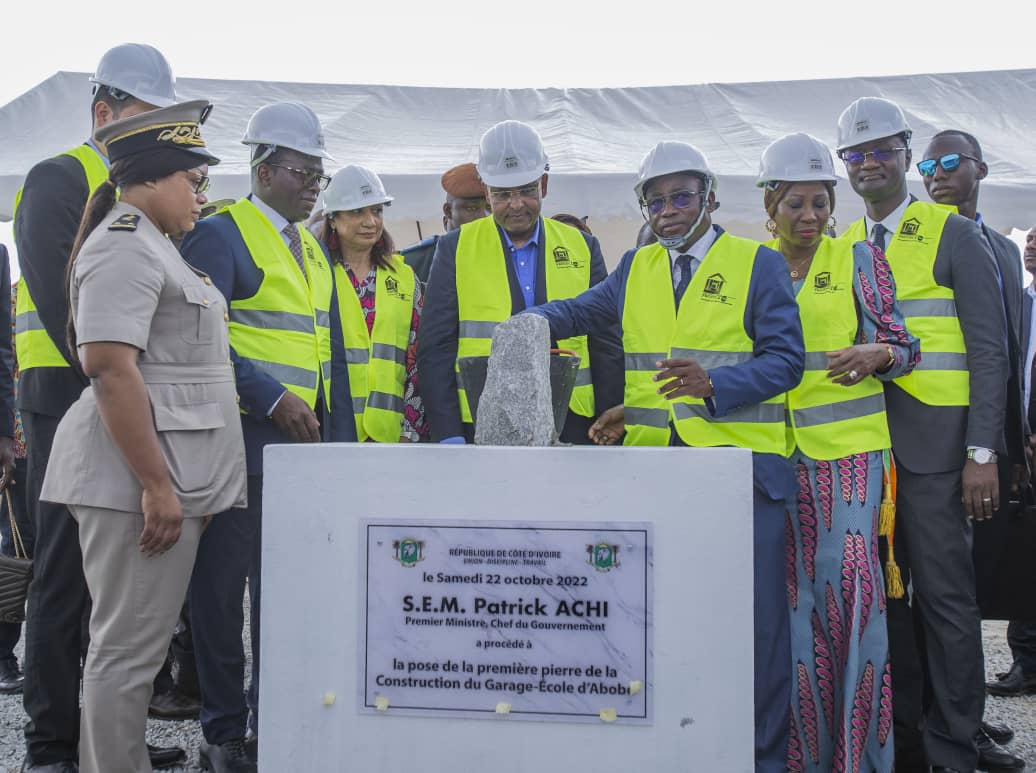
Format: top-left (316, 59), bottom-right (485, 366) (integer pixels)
top-left (476, 120), bottom-right (549, 188)
top-left (835, 97), bottom-right (912, 152)
top-left (634, 141), bottom-right (716, 202)
top-left (89, 43), bottom-right (176, 108)
top-left (323, 165), bottom-right (394, 214)
top-left (242, 102), bottom-right (334, 162)
top-left (756, 133), bottom-right (838, 188)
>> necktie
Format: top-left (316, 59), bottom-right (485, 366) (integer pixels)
top-left (674, 253), bottom-right (694, 304)
top-left (282, 223), bottom-right (306, 276)
top-left (870, 223), bottom-right (889, 253)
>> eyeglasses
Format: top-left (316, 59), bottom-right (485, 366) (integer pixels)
top-left (266, 162), bottom-right (331, 191)
top-left (184, 172), bottom-right (210, 195)
top-left (642, 190), bottom-right (702, 217)
top-left (488, 184), bottom-right (540, 204)
top-left (839, 147), bottom-right (907, 165)
top-left (916, 153), bottom-right (981, 177)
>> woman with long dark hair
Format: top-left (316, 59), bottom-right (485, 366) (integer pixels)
top-left (320, 164), bottom-right (425, 442)
top-left (39, 101), bottom-right (246, 773)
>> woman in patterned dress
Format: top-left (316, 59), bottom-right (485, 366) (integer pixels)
top-left (319, 165), bottom-right (426, 442)
top-left (758, 133), bottom-right (920, 773)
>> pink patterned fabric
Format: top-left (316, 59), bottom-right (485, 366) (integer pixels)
top-left (342, 264), bottom-right (427, 441)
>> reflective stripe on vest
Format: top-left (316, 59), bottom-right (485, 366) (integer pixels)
top-left (14, 144), bottom-right (109, 371)
top-left (333, 254), bottom-right (415, 442)
top-left (225, 198), bottom-right (333, 411)
top-left (455, 217), bottom-right (595, 421)
top-left (844, 201), bottom-right (966, 406)
top-left (769, 236), bottom-right (890, 460)
top-left (622, 235), bottom-right (786, 452)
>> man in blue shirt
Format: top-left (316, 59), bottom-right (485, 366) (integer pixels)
top-left (417, 121), bottom-right (623, 444)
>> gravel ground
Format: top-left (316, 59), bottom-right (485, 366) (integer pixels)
top-left (1, 619), bottom-right (1033, 771)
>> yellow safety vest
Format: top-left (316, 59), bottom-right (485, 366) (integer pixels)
top-left (844, 201), bottom-right (966, 406)
top-left (622, 235), bottom-right (786, 452)
top-left (455, 217), bottom-right (594, 422)
top-left (765, 236), bottom-right (891, 460)
top-left (225, 198), bottom-right (333, 411)
top-left (334, 254), bottom-right (415, 442)
top-left (13, 144), bottom-right (109, 371)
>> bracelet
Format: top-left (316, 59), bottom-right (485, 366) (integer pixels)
top-left (884, 344), bottom-right (895, 368)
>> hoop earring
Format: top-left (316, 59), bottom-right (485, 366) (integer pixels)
top-left (827, 215), bottom-right (837, 229)
top-left (765, 218), bottom-right (777, 236)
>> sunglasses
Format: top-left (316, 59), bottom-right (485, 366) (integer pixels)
top-left (642, 190), bottom-right (703, 217)
top-left (184, 172), bottom-right (210, 195)
top-left (916, 153), bottom-right (981, 177)
top-left (839, 147), bottom-right (907, 165)
top-left (488, 184), bottom-right (540, 204)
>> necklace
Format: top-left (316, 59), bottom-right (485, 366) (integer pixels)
top-left (787, 256), bottom-right (813, 279)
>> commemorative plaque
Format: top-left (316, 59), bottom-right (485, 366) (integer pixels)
top-left (360, 519), bottom-right (653, 723)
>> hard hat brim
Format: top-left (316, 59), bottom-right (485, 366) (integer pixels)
top-left (323, 194), bottom-right (394, 215)
top-left (755, 175), bottom-right (838, 188)
top-left (476, 167), bottom-right (543, 189)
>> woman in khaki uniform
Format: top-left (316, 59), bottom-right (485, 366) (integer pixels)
top-left (40, 101), bottom-right (246, 773)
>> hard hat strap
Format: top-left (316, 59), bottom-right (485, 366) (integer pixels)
top-left (251, 144), bottom-right (278, 168)
top-left (655, 177), bottom-right (712, 251)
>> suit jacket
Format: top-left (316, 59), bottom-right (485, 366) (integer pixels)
top-left (12, 149), bottom-right (93, 416)
top-left (529, 225), bottom-right (805, 502)
top-left (418, 217), bottom-right (624, 442)
top-left (0, 245), bottom-right (14, 438)
top-left (1024, 291), bottom-right (1035, 429)
top-left (400, 235), bottom-right (439, 289)
top-left (881, 208), bottom-right (1008, 473)
top-left (984, 224), bottom-right (1028, 464)
top-left (179, 208), bottom-right (356, 476)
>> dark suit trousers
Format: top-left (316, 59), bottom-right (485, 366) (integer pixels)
top-left (190, 474), bottom-right (262, 744)
top-left (753, 486), bottom-right (792, 773)
top-left (0, 457), bottom-right (30, 661)
top-left (21, 411), bottom-right (92, 765)
top-left (1008, 621), bottom-right (1036, 673)
top-left (894, 463), bottom-right (983, 769)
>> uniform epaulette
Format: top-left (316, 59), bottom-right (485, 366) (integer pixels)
top-left (108, 213), bottom-right (140, 231)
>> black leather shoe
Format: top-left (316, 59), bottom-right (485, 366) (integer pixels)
top-left (199, 739), bottom-right (258, 773)
top-left (976, 730), bottom-right (1026, 771)
top-left (982, 720), bottom-right (1016, 747)
top-left (0, 656), bottom-right (24, 693)
top-left (148, 743), bottom-right (187, 769)
top-left (987, 662), bottom-right (1036, 696)
top-left (148, 686), bottom-right (201, 720)
top-left (243, 728), bottom-right (258, 762)
top-left (931, 768), bottom-right (974, 772)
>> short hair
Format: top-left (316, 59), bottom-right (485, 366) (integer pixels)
top-left (90, 85), bottom-right (146, 124)
top-left (931, 129), bottom-right (983, 161)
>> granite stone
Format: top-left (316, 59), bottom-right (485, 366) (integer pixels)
top-left (474, 314), bottom-right (556, 446)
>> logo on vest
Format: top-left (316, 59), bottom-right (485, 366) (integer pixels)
top-left (586, 543), bottom-right (620, 572)
top-left (813, 271), bottom-right (842, 294)
top-left (552, 246), bottom-right (581, 269)
top-left (897, 217), bottom-right (925, 242)
top-left (384, 275), bottom-right (410, 301)
top-left (701, 273), bottom-right (733, 305)
top-left (303, 243), bottom-right (324, 269)
top-left (393, 538), bottom-right (425, 568)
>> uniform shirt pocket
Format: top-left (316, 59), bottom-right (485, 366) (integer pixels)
top-left (180, 283), bottom-right (216, 345)
top-left (153, 400), bottom-right (227, 493)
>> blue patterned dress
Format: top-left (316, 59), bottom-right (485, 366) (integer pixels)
top-left (785, 239), bottom-right (920, 773)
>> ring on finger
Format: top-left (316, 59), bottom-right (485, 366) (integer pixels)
top-left (680, 377), bottom-right (685, 386)
top-left (848, 369), bottom-right (859, 380)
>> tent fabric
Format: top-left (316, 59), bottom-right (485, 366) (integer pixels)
top-left (2, 68), bottom-right (1035, 230)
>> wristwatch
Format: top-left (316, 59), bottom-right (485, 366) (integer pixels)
top-left (967, 447), bottom-right (998, 464)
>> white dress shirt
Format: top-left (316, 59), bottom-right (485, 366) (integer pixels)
top-left (668, 225), bottom-right (719, 287)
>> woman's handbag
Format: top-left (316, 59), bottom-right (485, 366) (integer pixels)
top-left (0, 488), bottom-right (32, 623)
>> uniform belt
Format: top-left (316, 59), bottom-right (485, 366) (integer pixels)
top-left (135, 362), bottom-right (235, 384)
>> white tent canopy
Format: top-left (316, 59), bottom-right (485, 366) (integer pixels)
top-left (2, 68), bottom-right (1035, 260)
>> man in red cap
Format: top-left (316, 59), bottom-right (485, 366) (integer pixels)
top-left (401, 162), bottom-right (489, 286)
